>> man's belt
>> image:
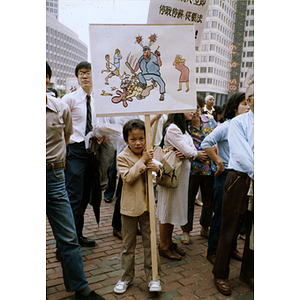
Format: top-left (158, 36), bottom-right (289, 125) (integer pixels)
top-left (46, 161), bottom-right (65, 170)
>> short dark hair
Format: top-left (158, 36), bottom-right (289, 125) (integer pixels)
top-left (46, 61), bottom-right (52, 79)
top-left (223, 92), bottom-right (246, 120)
top-left (75, 61), bottom-right (92, 77)
top-left (123, 119), bottom-right (145, 142)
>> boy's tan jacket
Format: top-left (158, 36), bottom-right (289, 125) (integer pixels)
top-left (117, 146), bottom-right (161, 217)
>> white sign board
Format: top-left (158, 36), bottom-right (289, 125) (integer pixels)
top-left (89, 24), bottom-right (196, 117)
top-left (147, 0), bottom-right (209, 49)
top-left (65, 77), bottom-right (80, 94)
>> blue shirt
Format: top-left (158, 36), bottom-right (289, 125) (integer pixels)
top-left (228, 110), bottom-right (254, 180)
top-left (138, 53), bottom-right (160, 76)
top-left (201, 120), bottom-right (231, 169)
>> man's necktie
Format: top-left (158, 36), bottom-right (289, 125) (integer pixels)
top-left (85, 95), bottom-right (92, 135)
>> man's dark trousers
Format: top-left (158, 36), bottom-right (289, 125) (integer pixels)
top-left (65, 141), bottom-right (93, 239)
top-left (212, 170), bottom-right (254, 280)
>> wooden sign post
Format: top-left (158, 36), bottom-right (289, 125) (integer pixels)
top-left (90, 23), bottom-right (197, 281)
top-left (145, 114), bottom-right (158, 281)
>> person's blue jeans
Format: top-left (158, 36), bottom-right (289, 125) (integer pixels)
top-left (207, 169), bottom-right (237, 255)
top-left (46, 166), bottom-right (88, 292)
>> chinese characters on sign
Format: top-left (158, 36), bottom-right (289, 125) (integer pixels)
top-left (159, 5), bottom-right (203, 23)
top-left (178, 0), bottom-right (206, 5)
top-left (147, 0), bottom-right (209, 49)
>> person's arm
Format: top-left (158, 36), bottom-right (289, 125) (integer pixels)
top-left (132, 62), bottom-right (140, 74)
top-left (165, 125), bottom-right (197, 159)
top-left (150, 114), bottom-right (162, 127)
top-left (64, 135), bottom-right (71, 147)
top-left (204, 147), bottom-right (224, 175)
top-left (117, 152), bottom-right (148, 185)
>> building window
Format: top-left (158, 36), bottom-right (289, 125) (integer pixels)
top-left (249, 31), bottom-right (254, 36)
top-left (210, 44), bottom-right (215, 51)
top-left (207, 78), bottom-right (212, 84)
top-left (248, 41), bottom-right (254, 47)
top-left (200, 67), bottom-right (207, 73)
top-left (246, 62), bottom-right (253, 67)
top-left (200, 78), bottom-right (206, 84)
top-left (208, 67), bottom-right (213, 73)
top-left (201, 56), bottom-right (208, 62)
top-left (211, 33), bottom-right (216, 39)
top-left (202, 44), bottom-right (209, 51)
top-left (209, 56), bottom-right (214, 62)
top-left (213, 9), bottom-right (218, 16)
top-left (196, 67), bottom-right (199, 73)
top-left (247, 52), bottom-right (254, 57)
top-left (212, 21), bottom-right (217, 28)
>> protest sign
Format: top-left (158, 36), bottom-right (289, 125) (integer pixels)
top-left (65, 77), bottom-right (80, 94)
top-left (147, 0), bottom-right (209, 49)
top-left (89, 24), bottom-right (196, 117)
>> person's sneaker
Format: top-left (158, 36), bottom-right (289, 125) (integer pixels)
top-left (149, 280), bottom-right (162, 292)
top-left (113, 280), bottom-right (132, 294)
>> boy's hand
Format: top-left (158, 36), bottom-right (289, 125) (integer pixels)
top-left (141, 148), bottom-right (154, 164)
top-left (146, 161), bottom-right (160, 173)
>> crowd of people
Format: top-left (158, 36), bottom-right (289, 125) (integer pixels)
top-left (46, 60), bottom-right (254, 299)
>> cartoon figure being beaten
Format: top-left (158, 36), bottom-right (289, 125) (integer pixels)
top-left (103, 34), bottom-right (166, 108)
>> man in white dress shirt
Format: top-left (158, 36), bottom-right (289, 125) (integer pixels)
top-left (62, 61), bottom-right (99, 247)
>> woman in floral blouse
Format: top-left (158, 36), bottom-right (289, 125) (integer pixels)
top-left (181, 96), bottom-right (217, 245)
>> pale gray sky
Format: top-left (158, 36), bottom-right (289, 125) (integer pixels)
top-left (59, 0), bottom-right (150, 48)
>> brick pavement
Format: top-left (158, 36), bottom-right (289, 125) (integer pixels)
top-left (46, 199), bottom-right (254, 300)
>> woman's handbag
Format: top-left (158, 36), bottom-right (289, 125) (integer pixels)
top-left (153, 127), bottom-right (182, 188)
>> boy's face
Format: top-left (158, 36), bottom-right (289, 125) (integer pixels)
top-left (126, 128), bottom-right (146, 156)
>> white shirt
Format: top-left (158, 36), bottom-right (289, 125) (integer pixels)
top-left (62, 87), bottom-right (96, 144)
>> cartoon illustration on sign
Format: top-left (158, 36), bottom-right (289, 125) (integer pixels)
top-left (173, 55), bottom-right (190, 92)
top-left (101, 49), bottom-right (126, 85)
top-left (90, 24), bottom-right (196, 115)
top-left (101, 34), bottom-right (168, 107)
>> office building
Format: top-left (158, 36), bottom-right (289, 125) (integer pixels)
top-left (196, 0), bottom-right (254, 105)
top-left (196, 0), bottom-right (237, 106)
top-left (46, 9), bottom-right (88, 93)
top-left (46, 0), bottom-right (59, 20)
top-left (239, 0), bottom-right (254, 92)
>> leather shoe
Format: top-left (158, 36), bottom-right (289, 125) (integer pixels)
top-left (214, 277), bottom-right (231, 296)
top-left (113, 229), bottom-right (122, 240)
top-left (104, 197), bottom-right (112, 203)
top-left (75, 290), bottom-right (105, 300)
top-left (231, 250), bottom-right (243, 261)
top-left (79, 236), bottom-right (96, 247)
top-left (206, 254), bottom-right (216, 264)
top-left (170, 242), bottom-right (186, 256)
top-left (239, 273), bottom-right (254, 290)
top-left (159, 246), bottom-right (181, 260)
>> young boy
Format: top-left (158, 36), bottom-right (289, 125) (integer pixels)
top-left (113, 119), bottom-right (162, 294)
